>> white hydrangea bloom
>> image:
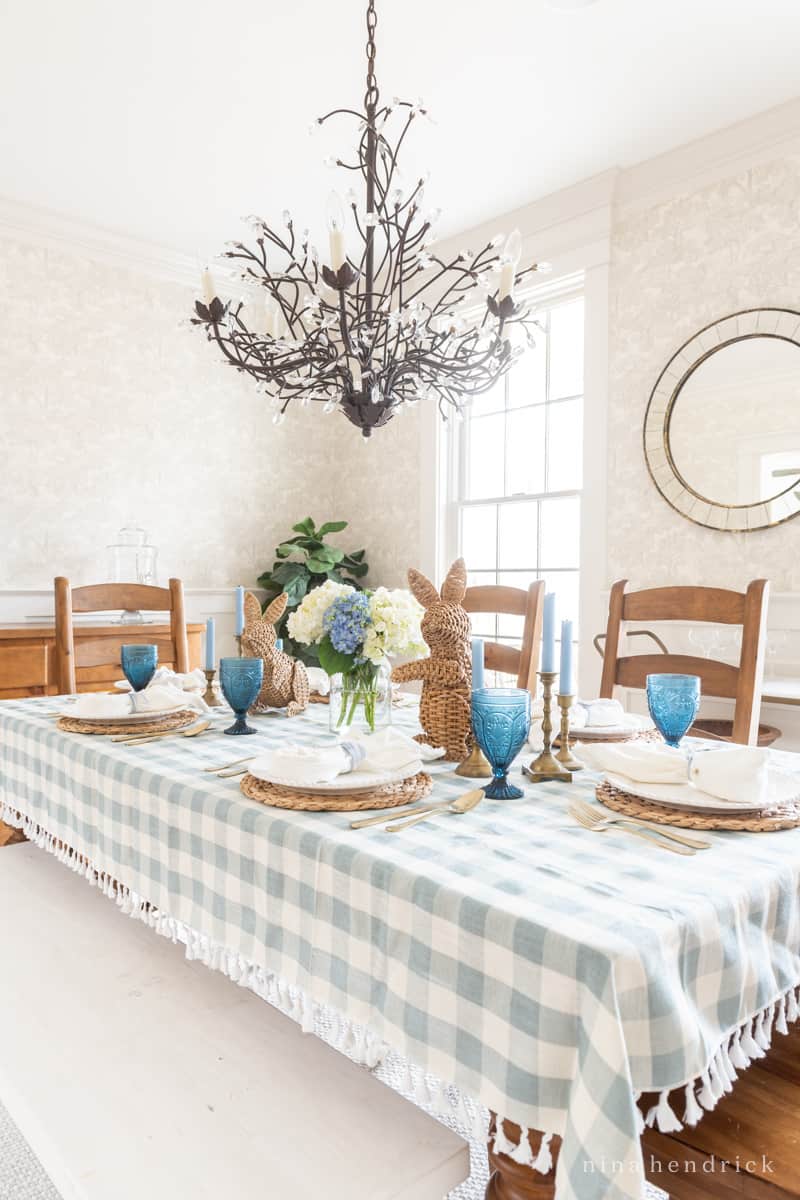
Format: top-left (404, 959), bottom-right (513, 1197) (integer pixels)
top-left (362, 587), bottom-right (426, 665)
top-left (287, 580), bottom-right (355, 645)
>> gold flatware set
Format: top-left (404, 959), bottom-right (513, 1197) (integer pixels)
top-left (568, 798), bottom-right (710, 855)
top-left (351, 789), bottom-right (485, 833)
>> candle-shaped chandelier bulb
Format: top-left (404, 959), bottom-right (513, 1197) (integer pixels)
top-left (498, 229), bottom-right (522, 301)
top-left (326, 191), bottom-right (347, 270)
top-left (200, 267), bottom-right (216, 305)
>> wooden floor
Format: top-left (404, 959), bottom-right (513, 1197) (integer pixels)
top-left (643, 1023), bottom-right (800, 1199)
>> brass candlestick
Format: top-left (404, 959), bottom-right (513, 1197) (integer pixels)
top-left (202, 668), bottom-right (224, 707)
top-left (555, 694), bottom-right (584, 772)
top-left (455, 740), bottom-right (492, 779)
top-left (526, 670), bottom-right (572, 783)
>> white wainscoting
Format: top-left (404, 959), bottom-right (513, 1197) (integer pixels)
top-left (581, 591), bottom-right (800, 751)
top-left (0, 588), bottom-right (254, 665)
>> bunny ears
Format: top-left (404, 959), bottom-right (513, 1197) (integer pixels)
top-left (244, 590), bottom-right (288, 628)
top-left (408, 558), bottom-right (467, 609)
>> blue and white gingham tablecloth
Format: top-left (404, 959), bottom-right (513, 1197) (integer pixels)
top-left (2, 696), bottom-right (800, 1200)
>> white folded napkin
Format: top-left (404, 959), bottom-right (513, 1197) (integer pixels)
top-left (71, 683), bottom-right (207, 720)
top-left (689, 746), bottom-right (770, 807)
top-left (115, 667), bottom-right (207, 693)
top-left (249, 727), bottom-right (444, 787)
top-left (579, 742), bottom-right (689, 784)
top-left (306, 667), bottom-right (331, 696)
top-left (571, 698), bottom-right (628, 730)
top-left (581, 740), bottom-right (774, 807)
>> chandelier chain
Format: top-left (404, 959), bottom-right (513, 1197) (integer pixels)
top-left (364, 0), bottom-right (379, 114)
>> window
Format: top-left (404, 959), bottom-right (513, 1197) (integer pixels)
top-left (446, 293), bottom-right (585, 682)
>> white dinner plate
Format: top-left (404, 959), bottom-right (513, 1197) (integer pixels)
top-left (573, 720), bottom-right (653, 741)
top-left (246, 762), bottom-right (419, 794)
top-left (604, 768), bottom-right (800, 815)
top-left (61, 703), bottom-right (189, 724)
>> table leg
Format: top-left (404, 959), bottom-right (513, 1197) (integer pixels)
top-left (486, 1116), bottom-right (560, 1200)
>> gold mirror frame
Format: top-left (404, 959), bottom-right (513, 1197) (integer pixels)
top-left (644, 307), bottom-right (800, 532)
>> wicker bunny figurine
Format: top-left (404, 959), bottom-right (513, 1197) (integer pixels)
top-left (392, 558), bottom-right (472, 761)
top-left (241, 591), bottom-right (310, 717)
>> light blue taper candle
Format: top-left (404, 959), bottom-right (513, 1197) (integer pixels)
top-left (204, 617), bottom-right (216, 671)
top-left (559, 619), bottom-right (574, 695)
top-left (235, 586), bottom-right (245, 637)
top-left (541, 592), bottom-right (557, 672)
top-left (471, 637), bottom-right (485, 691)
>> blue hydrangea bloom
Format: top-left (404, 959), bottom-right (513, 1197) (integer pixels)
top-left (323, 591), bottom-right (371, 657)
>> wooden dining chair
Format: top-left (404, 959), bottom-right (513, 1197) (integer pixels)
top-left (598, 579), bottom-right (770, 745)
top-left (54, 578), bottom-right (189, 695)
top-left (463, 581), bottom-right (545, 694)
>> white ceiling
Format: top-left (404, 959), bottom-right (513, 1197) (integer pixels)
top-left (2, 0), bottom-right (800, 258)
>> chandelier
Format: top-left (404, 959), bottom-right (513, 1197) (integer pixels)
top-left (192, 0), bottom-right (550, 438)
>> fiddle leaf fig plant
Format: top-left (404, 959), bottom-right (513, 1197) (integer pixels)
top-left (257, 517), bottom-right (369, 664)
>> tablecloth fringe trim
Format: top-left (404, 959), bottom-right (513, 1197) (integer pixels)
top-left (2, 803), bottom-right (510, 1150)
top-left (492, 1121), bottom-right (555, 1174)
top-left (643, 985), bottom-right (800, 1134)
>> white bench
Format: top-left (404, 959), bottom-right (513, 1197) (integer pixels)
top-left (0, 844), bottom-right (469, 1200)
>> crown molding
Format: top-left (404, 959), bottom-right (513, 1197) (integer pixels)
top-left (615, 94), bottom-right (800, 216)
top-left (0, 195), bottom-right (199, 286)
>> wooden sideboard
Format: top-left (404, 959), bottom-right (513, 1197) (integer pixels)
top-left (0, 623), bottom-right (204, 699)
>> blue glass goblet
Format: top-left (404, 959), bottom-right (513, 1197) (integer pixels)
top-left (120, 644), bottom-right (158, 692)
top-left (646, 673), bottom-right (701, 749)
top-left (471, 687), bottom-right (531, 800)
top-left (220, 657), bottom-right (264, 735)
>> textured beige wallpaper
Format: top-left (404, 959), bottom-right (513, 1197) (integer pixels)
top-left (0, 233), bottom-right (422, 590)
top-left (608, 151), bottom-right (800, 592)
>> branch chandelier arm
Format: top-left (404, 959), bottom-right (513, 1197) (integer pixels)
top-left (192, 0), bottom-right (551, 436)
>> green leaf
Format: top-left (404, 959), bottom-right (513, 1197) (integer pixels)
top-left (347, 548), bottom-right (366, 563)
top-left (317, 635), bottom-right (355, 676)
top-left (275, 543), bottom-right (299, 559)
top-left (271, 561), bottom-right (307, 585)
top-left (317, 520), bottom-right (348, 536)
top-left (312, 545), bottom-right (344, 565)
top-left (345, 561), bottom-right (369, 579)
top-left (306, 557), bottom-right (335, 574)
top-left (283, 575), bottom-right (310, 606)
top-left (292, 517), bottom-right (316, 537)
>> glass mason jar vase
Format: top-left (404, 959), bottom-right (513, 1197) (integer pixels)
top-left (329, 660), bottom-right (392, 734)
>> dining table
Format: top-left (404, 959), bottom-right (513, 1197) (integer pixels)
top-left (2, 695), bottom-right (800, 1200)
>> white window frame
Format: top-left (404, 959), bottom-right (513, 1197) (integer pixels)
top-left (441, 275), bottom-right (585, 639)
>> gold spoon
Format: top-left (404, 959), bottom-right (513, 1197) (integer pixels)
top-left (112, 720), bottom-right (212, 746)
top-left (385, 788), bottom-right (485, 832)
top-left (203, 755), bottom-right (256, 774)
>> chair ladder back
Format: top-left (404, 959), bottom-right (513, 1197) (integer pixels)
top-left (54, 576), bottom-right (76, 694)
top-left (732, 579), bottom-right (769, 745)
top-left (53, 577), bottom-right (190, 693)
top-left (463, 581), bottom-right (545, 693)
top-left (599, 578), bottom-right (770, 745)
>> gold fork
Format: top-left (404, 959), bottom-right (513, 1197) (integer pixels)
top-left (571, 798), bottom-right (710, 850)
top-left (569, 802), bottom-right (695, 855)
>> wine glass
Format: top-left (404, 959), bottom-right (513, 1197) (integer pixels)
top-left (646, 673), bottom-right (700, 749)
top-left (471, 687), bottom-right (531, 799)
top-left (120, 644), bottom-right (158, 692)
top-left (220, 657), bottom-right (264, 735)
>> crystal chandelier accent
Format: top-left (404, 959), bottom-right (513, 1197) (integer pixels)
top-left (192, 0), bottom-right (550, 438)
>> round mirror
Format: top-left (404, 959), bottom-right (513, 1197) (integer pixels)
top-left (644, 309), bottom-right (800, 531)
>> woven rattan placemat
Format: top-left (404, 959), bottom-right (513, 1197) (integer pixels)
top-left (597, 779), bottom-right (800, 833)
top-left (57, 710), bottom-right (198, 736)
top-left (240, 770), bottom-right (433, 812)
